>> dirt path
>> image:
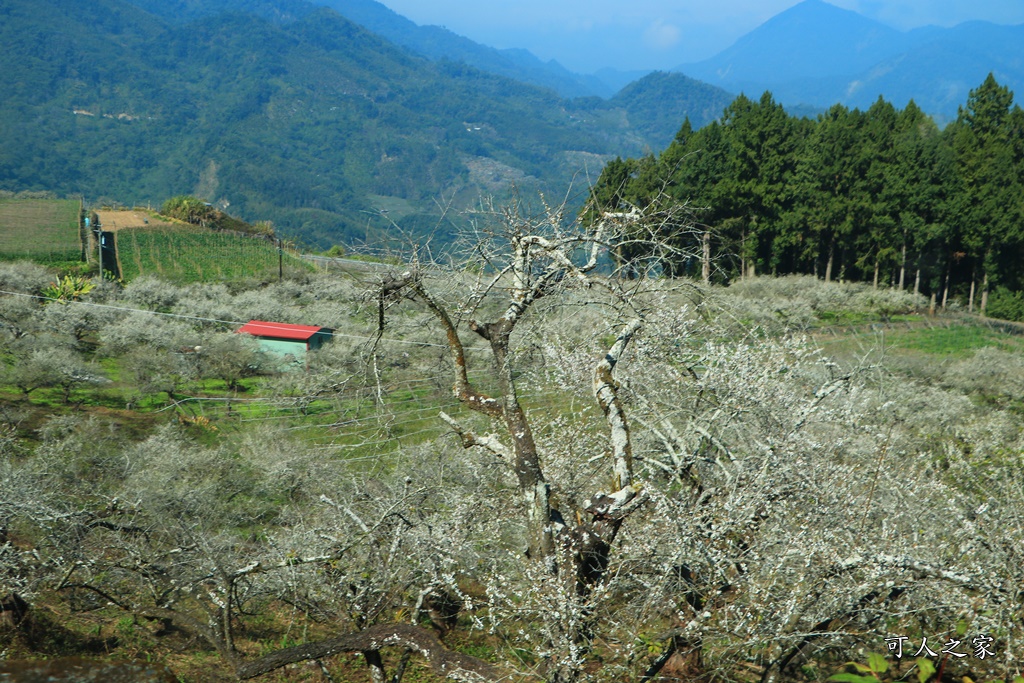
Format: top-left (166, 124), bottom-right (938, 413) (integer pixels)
top-left (96, 210), bottom-right (173, 231)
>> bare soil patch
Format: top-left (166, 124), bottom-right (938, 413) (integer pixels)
top-left (96, 211), bottom-right (174, 232)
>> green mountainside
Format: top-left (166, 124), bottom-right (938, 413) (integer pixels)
top-left (119, 0), bottom-right (642, 98)
top-left (609, 72), bottom-right (737, 150)
top-left (0, 0), bottom-right (730, 248)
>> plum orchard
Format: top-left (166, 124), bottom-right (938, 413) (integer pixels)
top-left (0, 199), bottom-right (1021, 682)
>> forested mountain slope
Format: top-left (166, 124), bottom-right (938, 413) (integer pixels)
top-left (120, 0), bottom-right (614, 97)
top-left (609, 72), bottom-right (736, 149)
top-left (0, 0), bottom-right (727, 247)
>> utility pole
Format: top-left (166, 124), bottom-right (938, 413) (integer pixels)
top-left (80, 196), bottom-right (86, 261)
top-left (278, 238), bottom-right (283, 281)
top-left (95, 220), bottom-right (103, 278)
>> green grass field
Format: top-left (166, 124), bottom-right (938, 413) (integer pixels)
top-left (115, 226), bottom-right (313, 282)
top-left (814, 317), bottom-right (1024, 359)
top-left (882, 323), bottom-right (1024, 357)
top-left (0, 198), bottom-right (82, 262)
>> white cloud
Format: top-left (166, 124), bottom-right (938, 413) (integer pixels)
top-left (643, 19), bottom-right (682, 50)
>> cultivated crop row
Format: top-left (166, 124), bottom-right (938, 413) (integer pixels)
top-left (115, 226), bottom-right (311, 282)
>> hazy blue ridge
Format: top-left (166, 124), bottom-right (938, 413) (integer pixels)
top-left (681, 0), bottom-right (906, 84)
top-left (674, 0), bottom-right (1024, 119)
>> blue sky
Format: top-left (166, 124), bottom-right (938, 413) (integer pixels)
top-left (373, 0), bottom-right (1024, 72)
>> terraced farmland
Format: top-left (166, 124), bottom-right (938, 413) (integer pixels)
top-left (0, 198), bottom-right (82, 262)
top-left (115, 226), bottom-right (313, 282)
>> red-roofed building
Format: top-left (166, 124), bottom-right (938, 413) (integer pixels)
top-left (237, 320), bottom-right (333, 365)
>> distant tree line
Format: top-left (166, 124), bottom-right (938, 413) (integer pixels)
top-left (587, 74), bottom-right (1024, 319)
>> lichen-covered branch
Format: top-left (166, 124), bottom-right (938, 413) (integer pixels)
top-left (593, 318), bottom-right (642, 490)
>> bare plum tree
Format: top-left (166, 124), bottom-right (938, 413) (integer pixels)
top-left (2, 210), bottom-right (1022, 683)
top-left (373, 193), bottom-right (701, 681)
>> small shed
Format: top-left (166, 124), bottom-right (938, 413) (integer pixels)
top-left (236, 320), bottom-right (333, 366)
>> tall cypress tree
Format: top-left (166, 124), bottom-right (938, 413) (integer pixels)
top-left (718, 92), bottom-right (800, 277)
top-left (664, 120), bottom-right (729, 278)
top-left (856, 97), bottom-right (899, 287)
top-left (787, 104), bottom-right (864, 282)
top-left (885, 100), bottom-right (954, 295)
top-left (951, 74), bottom-right (1021, 313)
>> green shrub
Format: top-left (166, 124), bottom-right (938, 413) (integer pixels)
top-left (985, 287), bottom-right (1024, 322)
top-left (41, 274), bottom-right (95, 302)
top-left (160, 195), bottom-right (216, 226)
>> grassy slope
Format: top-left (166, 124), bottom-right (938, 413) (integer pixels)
top-left (0, 198), bottom-right (81, 261)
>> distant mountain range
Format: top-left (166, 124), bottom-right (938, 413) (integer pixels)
top-left (677, 0), bottom-right (1024, 121)
top-left (300, 0), bottom-right (1024, 123)
top-left (305, 0), bottom-right (1023, 122)
top-left (124, 0), bottom-right (636, 98)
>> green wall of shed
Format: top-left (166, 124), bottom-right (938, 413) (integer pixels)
top-left (256, 338), bottom-right (307, 363)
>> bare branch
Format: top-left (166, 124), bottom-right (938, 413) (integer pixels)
top-left (439, 411), bottom-right (511, 459)
top-left (379, 271), bottom-right (501, 417)
top-left (234, 623), bottom-right (501, 681)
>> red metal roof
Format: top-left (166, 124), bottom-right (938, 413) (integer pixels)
top-left (237, 320), bottom-right (328, 341)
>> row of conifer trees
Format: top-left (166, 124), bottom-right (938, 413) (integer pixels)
top-left (587, 74), bottom-right (1024, 318)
